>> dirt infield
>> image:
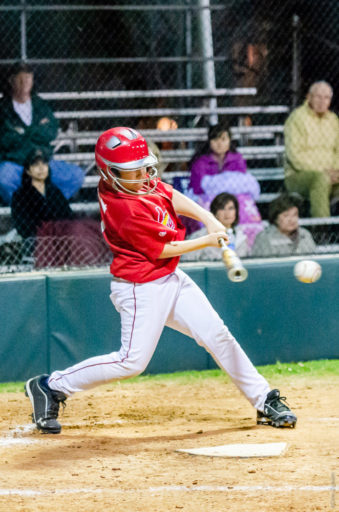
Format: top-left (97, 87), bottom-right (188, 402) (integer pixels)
top-left (0, 374), bottom-right (338, 512)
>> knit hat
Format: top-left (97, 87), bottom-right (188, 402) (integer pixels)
top-left (24, 148), bottom-right (49, 169)
top-left (9, 61), bottom-right (34, 77)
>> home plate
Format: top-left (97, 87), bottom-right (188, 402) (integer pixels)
top-left (177, 442), bottom-right (287, 458)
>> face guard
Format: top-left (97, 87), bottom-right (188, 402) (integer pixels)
top-left (95, 127), bottom-right (158, 195)
top-left (105, 162), bottom-right (158, 195)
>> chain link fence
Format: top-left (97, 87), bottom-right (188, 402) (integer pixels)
top-left (0, 0), bottom-right (338, 273)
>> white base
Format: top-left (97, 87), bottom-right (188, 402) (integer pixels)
top-left (177, 442), bottom-right (287, 458)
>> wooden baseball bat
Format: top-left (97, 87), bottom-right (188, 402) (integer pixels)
top-left (218, 238), bottom-right (248, 282)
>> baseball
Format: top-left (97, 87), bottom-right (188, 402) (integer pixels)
top-left (293, 260), bottom-right (322, 284)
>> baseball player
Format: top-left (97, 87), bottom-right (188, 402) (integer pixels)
top-left (25, 127), bottom-right (297, 434)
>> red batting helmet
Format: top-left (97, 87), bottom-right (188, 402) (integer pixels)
top-left (95, 127), bottom-right (158, 194)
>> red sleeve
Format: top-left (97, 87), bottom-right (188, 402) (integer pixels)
top-left (119, 211), bottom-right (177, 262)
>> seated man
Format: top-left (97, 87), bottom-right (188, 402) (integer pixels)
top-left (284, 81), bottom-right (339, 217)
top-left (0, 61), bottom-right (84, 204)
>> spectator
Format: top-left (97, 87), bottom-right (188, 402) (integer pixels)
top-left (188, 123), bottom-right (261, 212)
top-left (11, 148), bottom-right (110, 268)
top-left (181, 192), bottom-right (251, 261)
top-left (157, 117), bottom-right (178, 130)
top-left (11, 149), bottom-right (72, 239)
top-left (0, 61), bottom-right (84, 205)
top-left (186, 123), bottom-right (262, 244)
top-left (284, 81), bottom-right (339, 218)
top-left (251, 193), bottom-right (316, 257)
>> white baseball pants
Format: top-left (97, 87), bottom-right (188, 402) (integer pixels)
top-left (49, 268), bottom-right (270, 412)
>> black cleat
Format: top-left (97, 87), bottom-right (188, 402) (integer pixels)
top-left (257, 389), bottom-right (297, 428)
top-left (25, 374), bottom-right (67, 434)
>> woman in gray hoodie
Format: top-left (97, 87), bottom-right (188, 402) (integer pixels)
top-left (251, 193), bottom-right (316, 257)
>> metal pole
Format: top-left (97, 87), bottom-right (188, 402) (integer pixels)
top-left (20, 0), bottom-right (27, 60)
top-left (185, 2), bottom-right (192, 90)
top-left (198, 0), bottom-right (218, 125)
top-left (291, 14), bottom-right (301, 109)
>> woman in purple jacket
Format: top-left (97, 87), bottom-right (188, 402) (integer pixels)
top-left (187, 123), bottom-right (262, 244)
top-left (189, 124), bottom-right (247, 194)
top-left (189, 123), bottom-right (259, 197)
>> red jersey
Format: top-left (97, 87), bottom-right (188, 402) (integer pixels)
top-left (98, 179), bottom-right (186, 283)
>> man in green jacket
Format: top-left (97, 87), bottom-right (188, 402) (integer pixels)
top-left (0, 61), bottom-right (84, 204)
top-left (284, 81), bottom-right (339, 217)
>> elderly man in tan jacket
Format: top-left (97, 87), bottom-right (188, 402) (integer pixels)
top-left (284, 81), bottom-right (339, 217)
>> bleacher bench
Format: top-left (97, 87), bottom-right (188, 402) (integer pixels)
top-left (80, 169), bottom-right (284, 204)
top-left (52, 125), bottom-right (284, 150)
top-left (0, 88), bottom-right (288, 217)
top-left (53, 145), bottom-right (285, 166)
top-left (1, 88), bottom-right (338, 248)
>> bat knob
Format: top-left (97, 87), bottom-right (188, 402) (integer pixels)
top-left (227, 266), bottom-right (248, 283)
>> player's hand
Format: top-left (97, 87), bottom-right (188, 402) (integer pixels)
top-left (206, 231), bottom-right (229, 247)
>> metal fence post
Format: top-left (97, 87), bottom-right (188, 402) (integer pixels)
top-left (185, 2), bottom-right (193, 90)
top-left (20, 0), bottom-right (27, 61)
top-left (198, 0), bottom-right (218, 125)
top-left (291, 14), bottom-right (301, 109)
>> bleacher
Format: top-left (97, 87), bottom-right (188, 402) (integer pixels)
top-left (16, 87), bottom-right (287, 215)
top-left (51, 125), bottom-right (285, 203)
top-left (0, 88), bottom-right (338, 249)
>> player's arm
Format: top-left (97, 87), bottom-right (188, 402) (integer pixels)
top-left (159, 189), bottom-right (228, 259)
top-left (158, 230), bottom-right (228, 259)
top-left (171, 188), bottom-right (225, 233)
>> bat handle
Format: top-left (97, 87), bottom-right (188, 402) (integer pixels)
top-left (218, 238), bottom-right (229, 251)
top-left (218, 238), bottom-right (248, 283)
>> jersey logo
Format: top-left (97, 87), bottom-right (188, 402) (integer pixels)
top-left (155, 206), bottom-right (175, 230)
top-left (158, 231), bottom-right (167, 237)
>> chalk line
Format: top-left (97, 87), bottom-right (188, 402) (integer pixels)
top-left (0, 424), bottom-right (38, 446)
top-left (0, 485), bottom-right (338, 496)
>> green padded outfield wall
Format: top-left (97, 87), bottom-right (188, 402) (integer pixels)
top-left (0, 275), bottom-right (48, 381)
top-left (0, 256), bottom-right (338, 382)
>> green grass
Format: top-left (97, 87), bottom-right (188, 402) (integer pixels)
top-left (0, 382), bottom-right (26, 393)
top-left (0, 359), bottom-right (338, 393)
top-left (131, 358), bottom-right (339, 384)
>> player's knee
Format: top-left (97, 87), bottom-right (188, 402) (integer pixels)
top-left (198, 324), bottom-right (237, 352)
top-left (214, 326), bottom-right (238, 347)
top-left (121, 357), bottom-right (148, 378)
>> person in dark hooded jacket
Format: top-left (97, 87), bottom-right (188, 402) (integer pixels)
top-left (11, 149), bottom-right (72, 239)
top-left (0, 61), bottom-right (84, 204)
